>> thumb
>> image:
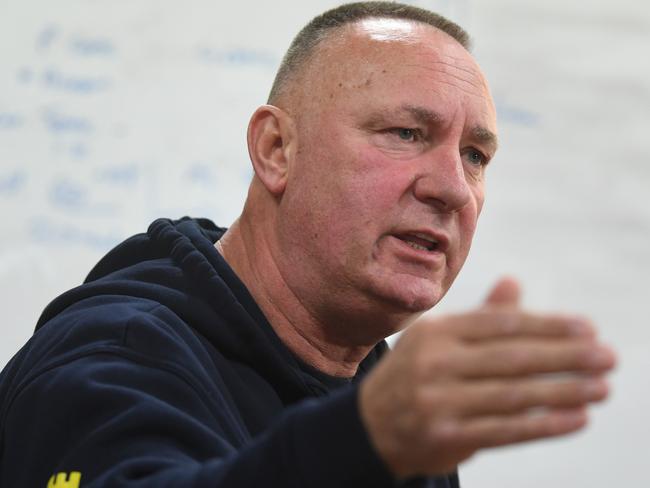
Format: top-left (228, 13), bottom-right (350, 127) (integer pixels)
top-left (484, 276), bottom-right (521, 308)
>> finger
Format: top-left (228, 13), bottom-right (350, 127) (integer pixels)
top-left (444, 309), bottom-right (596, 342)
top-left (434, 407), bottom-right (588, 450)
top-left (483, 276), bottom-right (521, 308)
top-left (453, 340), bottom-right (616, 378)
top-left (428, 376), bottom-right (610, 418)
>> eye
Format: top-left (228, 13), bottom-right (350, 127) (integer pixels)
top-left (464, 148), bottom-right (489, 167)
top-left (389, 128), bottom-right (420, 142)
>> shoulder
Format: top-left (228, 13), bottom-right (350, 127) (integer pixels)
top-left (32, 295), bottom-right (201, 370)
top-left (1, 295), bottom-right (223, 414)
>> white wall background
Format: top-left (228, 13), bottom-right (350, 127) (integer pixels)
top-left (1, 0), bottom-right (648, 486)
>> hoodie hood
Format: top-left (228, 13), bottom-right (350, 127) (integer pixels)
top-left (35, 217), bottom-right (387, 404)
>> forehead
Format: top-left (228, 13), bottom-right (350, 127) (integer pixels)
top-left (302, 18), bottom-right (496, 131)
top-left (339, 19), bottom-right (488, 93)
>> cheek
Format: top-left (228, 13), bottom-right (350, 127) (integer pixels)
top-left (454, 188), bottom-right (483, 259)
top-left (459, 213), bottom-right (478, 245)
top-left (316, 143), bottom-right (408, 213)
top-left (288, 128), bottom-right (415, 246)
top-left (474, 184), bottom-right (485, 216)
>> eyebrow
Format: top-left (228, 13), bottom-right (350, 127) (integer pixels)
top-left (471, 125), bottom-right (499, 154)
top-left (366, 104), bottom-right (442, 127)
top-left (406, 105), bottom-right (499, 154)
top-left (368, 104), bottom-right (499, 153)
top-left (402, 105), bottom-right (443, 125)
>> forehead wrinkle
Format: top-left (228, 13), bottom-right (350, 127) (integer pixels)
top-left (403, 61), bottom-right (483, 91)
top-left (410, 47), bottom-right (484, 74)
top-left (421, 56), bottom-right (482, 80)
top-left (431, 77), bottom-right (490, 100)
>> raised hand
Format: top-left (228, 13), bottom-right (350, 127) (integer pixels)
top-left (359, 278), bottom-right (616, 478)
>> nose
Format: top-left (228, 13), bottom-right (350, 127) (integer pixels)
top-left (412, 146), bottom-right (472, 212)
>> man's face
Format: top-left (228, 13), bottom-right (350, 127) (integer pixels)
top-left (275, 19), bottom-right (497, 326)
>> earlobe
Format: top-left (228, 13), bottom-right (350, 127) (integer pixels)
top-left (247, 105), bottom-right (295, 196)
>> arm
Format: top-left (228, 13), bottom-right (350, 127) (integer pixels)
top-left (1, 350), bottom-right (394, 487)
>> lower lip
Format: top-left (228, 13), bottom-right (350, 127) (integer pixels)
top-left (388, 235), bottom-right (446, 266)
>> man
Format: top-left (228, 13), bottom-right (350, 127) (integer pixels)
top-left (0, 2), bottom-right (615, 487)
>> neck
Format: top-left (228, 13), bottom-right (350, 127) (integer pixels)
top-left (217, 215), bottom-right (376, 378)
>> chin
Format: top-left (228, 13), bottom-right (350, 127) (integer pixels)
top-left (370, 276), bottom-right (446, 313)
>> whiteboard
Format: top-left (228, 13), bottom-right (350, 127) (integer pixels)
top-left (1, 0), bottom-right (648, 486)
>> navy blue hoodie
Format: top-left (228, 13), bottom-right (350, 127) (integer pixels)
top-left (0, 218), bottom-right (459, 487)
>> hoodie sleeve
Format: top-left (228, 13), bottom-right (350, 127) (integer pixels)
top-left (0, 349), bottom-right (397, 488)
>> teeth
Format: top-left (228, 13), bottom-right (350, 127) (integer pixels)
top-left (405, 241), bottom-right (429, 251)
top-left (412, 232), bottom-right (438, 244)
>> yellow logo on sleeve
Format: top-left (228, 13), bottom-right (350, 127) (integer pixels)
top-left (47, 471), bottom-right (82, 488)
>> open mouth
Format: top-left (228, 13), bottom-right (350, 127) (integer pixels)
top-left (394, 233), bottom-right (440, 252)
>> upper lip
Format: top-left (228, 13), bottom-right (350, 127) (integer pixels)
top-left (393, 228), bottom-right (450, 252)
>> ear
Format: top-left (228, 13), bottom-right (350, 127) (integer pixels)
top-left (247, 104), bottom-right (296, 196)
